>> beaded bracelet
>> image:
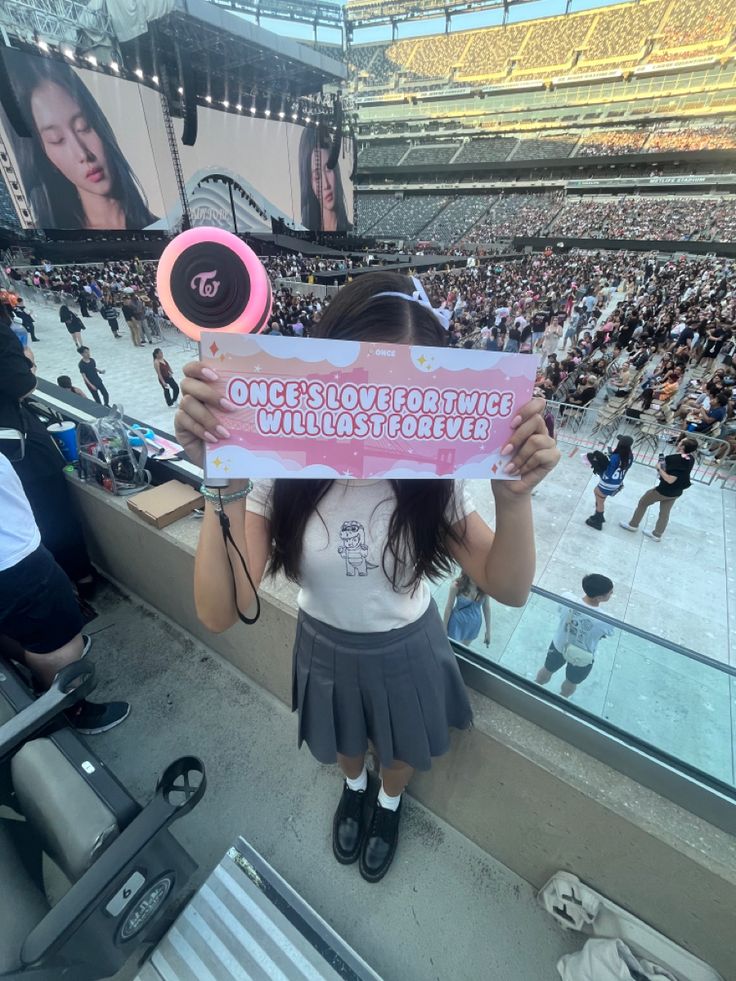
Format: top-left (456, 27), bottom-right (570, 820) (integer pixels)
top-left (199, 480), bottom-right (253, 505)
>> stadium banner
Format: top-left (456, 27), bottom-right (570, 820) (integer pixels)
top-left (0, 47), bottom-right (354, 233)
top-left (0, 47), bottom-right (168, 231)
top-left (201, 333), bottom-right (537, 481)
top-left (568, 176), bottom-right (714, 188)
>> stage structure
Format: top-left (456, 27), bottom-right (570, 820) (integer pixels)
top-left (207, 0), bottom-right (344, 39)
top-left (0, 0), bottom-right (118, 54)
top-left (0, 0), bottom-right (353, 237)
top-left (345, 0), bottom-right (550, 33)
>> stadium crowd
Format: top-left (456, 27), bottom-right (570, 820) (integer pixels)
top-left (4, 246), bottom-right (735, 471)
top-left (551, 196), bottom-right (736, 242)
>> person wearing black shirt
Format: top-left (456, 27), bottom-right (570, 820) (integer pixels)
top-left (78, 347), bottom-right (109, 406)
top-left (619, 437), bottom-right (697, 541)
top-left (59, 304), bottom-right (84, 349)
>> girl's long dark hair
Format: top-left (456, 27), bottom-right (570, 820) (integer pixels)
top-left (267, 272), bottom-right (465, 591)
top-left (8, 53), bottom-right (156, 229)
top-left (613, 435), bottom-right (634, 470)
top-left (298, 125), bottom-right (350, 232)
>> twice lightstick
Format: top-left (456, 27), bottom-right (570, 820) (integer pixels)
top-left (156, 227), bottom-right (273, 341)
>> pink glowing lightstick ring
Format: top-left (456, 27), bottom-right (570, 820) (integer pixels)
top-left (156, 226), bottom-right (272, 341)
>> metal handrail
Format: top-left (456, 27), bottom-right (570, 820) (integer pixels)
top-left (530, 585), bottom-right (736, 678)
top-left (546, 398), bottom-right (733, 487)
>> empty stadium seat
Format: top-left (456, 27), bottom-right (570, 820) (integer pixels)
top-left (0, 662), bottom-right (205, 980)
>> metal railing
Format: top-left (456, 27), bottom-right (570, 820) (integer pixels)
top-left (547, 398), bottom-right (734, 488)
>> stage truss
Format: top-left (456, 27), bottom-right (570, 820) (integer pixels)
top-left (345, 0), bottom-right (555, 30)
top-left (0, 0), bottom-right (117, 48)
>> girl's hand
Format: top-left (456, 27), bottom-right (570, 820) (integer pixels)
top-left (174, 360), bottom-right (236, 469)
top-left (493, 397), bottom-right (560, 497)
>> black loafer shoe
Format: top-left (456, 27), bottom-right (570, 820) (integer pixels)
top-left (359, 798), bottom-right (402, 883)
top-left (332, 781), bottom-right (369, 864)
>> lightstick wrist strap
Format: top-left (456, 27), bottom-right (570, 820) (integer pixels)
top-left (212, 485), bottom-right (260, 626)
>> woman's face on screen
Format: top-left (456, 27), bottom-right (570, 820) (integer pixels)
top-left (310, 148), bottom-right (335, 214)
top-left (31, 81), bottom-right (113, 198)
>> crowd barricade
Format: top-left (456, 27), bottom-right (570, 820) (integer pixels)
top-left (274, 277), bottom-right (339, 299)
top-left (546, 399), bottom-right (733, 488)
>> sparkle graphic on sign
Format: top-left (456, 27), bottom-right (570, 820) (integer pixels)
top-left (209, 341), bottom-right (219, 356)
top-left (213, 456), bottom-right (222, 468)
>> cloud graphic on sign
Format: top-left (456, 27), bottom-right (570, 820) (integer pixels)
top-left (410, 347), bottom-right (537, 380)
top-left (207, 445), bottom-right (343, 479)
top-left (253, 337), bottom-right (360, 368)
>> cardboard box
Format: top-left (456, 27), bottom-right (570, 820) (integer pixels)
top-left (127, 480), bottom-right (203, 529)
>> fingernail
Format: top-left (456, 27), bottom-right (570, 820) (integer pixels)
top-left (219, 398), bottom-right (238, 412)
top-left (202, 368), bottom-right (219, 381)
top-left (510, 415), bottom-right (522, 429)
top-left (505, 462), bottom-right (518, 474)
top-left (215, 424), bottom-right (231, 439)
top-left (501, 442), bottom-right (514, 456)
top-left (203, 431), bottom-right (217, 443)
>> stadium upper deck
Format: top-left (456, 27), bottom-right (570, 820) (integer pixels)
top-left (348, 0), bottom-right (735, 90)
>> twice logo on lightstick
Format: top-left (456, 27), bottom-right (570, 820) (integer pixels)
top-left (190, 270), bottom-right (221, 298)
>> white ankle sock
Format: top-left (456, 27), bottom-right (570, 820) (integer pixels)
top-left (378, 784), bottom-right (402, 811)
top-left (346, 765), bottom-right (367, 792)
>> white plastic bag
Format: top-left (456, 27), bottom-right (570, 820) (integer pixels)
top-left (558, 939), bottom-right (679, 981)
top-left (539, 872), bottom-right (724, 981)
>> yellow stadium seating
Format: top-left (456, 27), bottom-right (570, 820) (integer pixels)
top-left (370, 0), bottom-right (735, 86)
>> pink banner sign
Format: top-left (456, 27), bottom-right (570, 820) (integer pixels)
top-left (201, 332), bottom-right (537, 480)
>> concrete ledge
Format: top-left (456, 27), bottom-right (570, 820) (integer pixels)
top-left (70, 479), bottom-right (736, 980)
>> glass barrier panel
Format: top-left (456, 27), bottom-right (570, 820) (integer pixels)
top-left (432, 580), bottom-right (735, 788)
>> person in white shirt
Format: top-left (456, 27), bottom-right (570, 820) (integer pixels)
top-left (535, 574), bottom-right (614, 698)
top-left (0, 452), bottom-right (129, 733)
top-left (174, 271), bottom-right (560, 883)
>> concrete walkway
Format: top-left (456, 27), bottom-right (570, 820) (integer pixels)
top-left (80, 582), bottom-right (578, 981)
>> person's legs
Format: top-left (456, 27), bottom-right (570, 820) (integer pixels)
top-left (139, 317), bottom-right (153, 343)
top-left (627, 487), bottom-right (660, 528)
top-left (169, 378), bottom-right (180, 403)
top-left (594, 487), bottom-right (606, 514)
top-left (97, 380), bottom-right (110, 406)
top-left (71, 331), bottom-right (82, 348)
top-left (0, 546), bottom-right (128, 732)
top-left (561, 661), bottom-right (593, 698)
top-left (129, 319), bottom-right (141, 345)
top-left (652, 496), bottom-right (677, 538)
top-left (337, 752), bottom-right (365, 781)
top-left (379, 758), bottom-right (414, 798)
top-left (90, 387), bottom-right (102, 405)
top-left (536, 644), bottom-right (564, 685)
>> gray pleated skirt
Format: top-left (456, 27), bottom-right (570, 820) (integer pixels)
top-left (291, 600), bottom-right (473, 772)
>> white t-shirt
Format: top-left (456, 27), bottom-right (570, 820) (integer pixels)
top-left (552, 601), bottom-right (614, 658)
top-left (0, 453), bottom-right (40, 572)
top-left (247, 479), bottom-right (476, 631)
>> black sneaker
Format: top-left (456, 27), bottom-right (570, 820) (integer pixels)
top-left (67, 699), bottom-right (130, 734)
top-left (359, 798), bottom-right (402, 883)
top-left (333, 781), bottom-right (369, 864)
top-left (585, 513), bottom-right (604, 530)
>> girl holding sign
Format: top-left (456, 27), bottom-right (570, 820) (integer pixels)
top-left (175, 272), bottom-right (560, 883)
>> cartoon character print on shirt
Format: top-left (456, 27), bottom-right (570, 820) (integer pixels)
top-left (337, 520), bottom-right (379, 577)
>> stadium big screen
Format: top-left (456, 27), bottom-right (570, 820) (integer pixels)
top-left (0, 48), bottom-right (354, 233)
